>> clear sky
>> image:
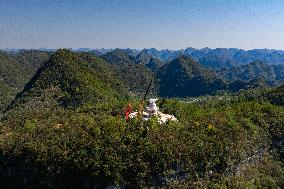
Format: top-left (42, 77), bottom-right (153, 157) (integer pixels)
top-left (1, 0), bottom-right (284, 50)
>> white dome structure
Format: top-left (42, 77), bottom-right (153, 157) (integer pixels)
top-left (128, 98), bottom-right (177, 124)
top-left (146, 98), bottom-right (159, 116)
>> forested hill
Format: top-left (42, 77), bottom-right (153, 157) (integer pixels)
top-left (135, 49), bottom-right (152, 65)
top-left (157, 55), bottom-right (227, 97)
top-left (1, 49), bottom-right (284, 188)
top-left (199, 48), bottom-right (236, 70)
top-left (102, 48), bottom-right (135, 65)
top-left (267, 84), bottom-right (284, 106)
top-left (5, 49), bottom-right (128, 116)
top-left (102, 49), bottom-right (156, 95)
top-left (2, 48), bottom-right (283, 111)
top-left (219, 61), bottom-right (284, 85)
top-left (0, 50), bottom-right (51, 112)
top-left (4, 47), bottom-right (284, 67)
top-left (144, 57), bottom-right (163, 73)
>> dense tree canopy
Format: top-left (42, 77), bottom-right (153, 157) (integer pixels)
top-left (0, 49), bottom-right (284, 188)
top-left (0, 50), bottom-right (51, 113)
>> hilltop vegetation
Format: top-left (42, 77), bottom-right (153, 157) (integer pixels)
top-left (145, 57), bottom-right (163, 73)
top-left (267, 84), bottom-right (284, 106)
top-left (102, 49), bottom-right (156, 95)
top-left (0, 50), bottom-right (51, 113)
top-left (1, 48), bottom-right (283, 103)
top-left (157, 55), bottom-right (227, 97)
top-left (199, 48), bottom-right (236, 69)
top-left (0, 48), bottom-right (284, 188)
top-left (101, 48), bottom-right (284, 97)
top-left (5, 50), bottom-right (128, 117)
top-left (219, 61), bottom-right (284, 85)
top-left (1, 84), bottom-right (284, 188)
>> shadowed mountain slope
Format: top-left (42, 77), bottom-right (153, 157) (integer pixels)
top-left (219, 61), bottom-right (284, 86)
top-left (102, 49), bottom-right (156, 95)
top-left (157, 55), bottom-right (227, 97)
top-left (0, 50), bottom-right (51, 112)
top-left (5, 49), bottom-right (128, 115)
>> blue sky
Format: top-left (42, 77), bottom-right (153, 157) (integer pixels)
top-left (1, 0), bottom-right (284, 50)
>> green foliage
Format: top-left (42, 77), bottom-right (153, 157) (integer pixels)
top-left (266, 84), bottom-right (284, 106)
top-left (102, 48), bottom-right (157, 95)
top-left (219, 61), bottom-right (284, 86)
top-left (1, 90), bottom-right (284, 188)
top-left (1, 49), bottom-right (284, 188)
top-left (102, 48), bottom-right (135, 65)
top-left (228, 159), bottom-right (284, 189)
top-left (24, 119), bottom-right (38, 130)
top-left (135, 49), bottom-right (164, 72)
top-left (135, 49), bottom-right (152, 65)
top-left (0, 50), bottom-right (51, 112)
top-left (157, 55), bottom-right (227, 97)
top-left (200, 48), bottom-right (235, 70)
top-left (5, 49), bottom-right (128, 116)
top-left (145, 57), bottom-right (163, 73)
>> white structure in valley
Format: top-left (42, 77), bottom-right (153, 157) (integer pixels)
top-left (129, 98), bottom-right (177, 124)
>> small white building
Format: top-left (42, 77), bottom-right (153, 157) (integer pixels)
top-left (129, 98), bottom-right (177, 124)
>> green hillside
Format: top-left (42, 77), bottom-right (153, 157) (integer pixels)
top-left (199, 48), bottom-right (235, 70)
top-left (102, 48), bottom-right (135, 64)
top-left (102, 49), bottom-right (156, 95)
top-left (5, 49), bottom-right (128, 116)
top-left (135, 49), bottom-right (152, 65)
top-left (1, 49), bottom-right (284, 188)
top-left (219, 61), bottom-right (284, 86)
top-left (267, 84), bottom-right (284, 106)
top-left (1, 87), bottom-right (284, 188)
top-left (145, 57), bottom-right (163, 72)
top-left (157, 55), bottom-right (227, 97)
top-left (0, 50), bottom-right (50, 112)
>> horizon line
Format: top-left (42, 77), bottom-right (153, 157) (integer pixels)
top-left (2, 46), bottom-right (284, 52)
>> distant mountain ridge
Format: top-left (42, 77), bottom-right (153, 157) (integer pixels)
top-left (102, 49), bottom-right (156, 94)
top-left (219, 61), bottom-right (284, 85)
top-left (3, 47), bottom-right (284, 69)
top-left (1, 48), bottom-right (284, 109)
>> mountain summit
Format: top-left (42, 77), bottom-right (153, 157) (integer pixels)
top-left (6, 49), bottom-right (127, 113)
top-left (157, 55), bottom-right (226, 97)
top-left (102, 49), bottom-right (156, 94)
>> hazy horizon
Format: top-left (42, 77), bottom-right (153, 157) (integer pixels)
top-left (1, 0), bottom-right (284, 50)
top-left (3, 47), bottom-right (284, 52)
